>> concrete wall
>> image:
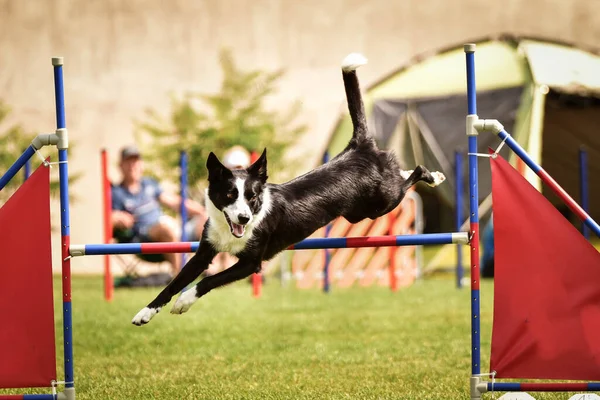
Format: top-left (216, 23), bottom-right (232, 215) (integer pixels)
top-left (1, 0), bottom-right (598, 273)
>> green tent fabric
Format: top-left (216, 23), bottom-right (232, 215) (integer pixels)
top-left (326, 34), bottom-right (600, 232)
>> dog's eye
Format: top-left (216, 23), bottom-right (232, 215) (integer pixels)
top-left (227, 193), bottom-right (235, 199)
top-left (246, 192), bottom-right (256, 200)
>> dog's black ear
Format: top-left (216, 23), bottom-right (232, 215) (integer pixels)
top-left (206, 152), bottom-right (231, 182)
top-left (248, 148), bottom-right (268, 183)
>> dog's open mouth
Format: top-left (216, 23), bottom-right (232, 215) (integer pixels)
top-left (224, 213), bottom-right (246, 238)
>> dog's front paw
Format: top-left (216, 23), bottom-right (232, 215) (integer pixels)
top-left (428, 171), bottom-right (446, 187)
top-left (132, 306), bottom-right (161, 326)
top-left (170, 288), bottom-right (198, 315)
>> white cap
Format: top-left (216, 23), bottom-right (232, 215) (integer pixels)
top-left (223, 146), bottom-right (251, 169)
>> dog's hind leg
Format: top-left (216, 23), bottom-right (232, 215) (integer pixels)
top-left (132, 243), bottom-right (217, 326)
top-left (170, 257), bottom-right (261, 315)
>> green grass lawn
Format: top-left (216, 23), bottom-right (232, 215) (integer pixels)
top-left (1, 275), bottom-right (591, 399)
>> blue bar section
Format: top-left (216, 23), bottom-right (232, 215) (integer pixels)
top-left (322, 151), bottom-right (331, 293)
top-left (471, 287), bottom-right (481, 374)
top-left (23, 394), bottom-right (57, 399)
top-left (468, 138), bottom-right (479, 224)
top-left (0, 146), bottom-right (36, 191)
top-left (59, 150), bottom-right (70, 236)
top-left (63, 301), bottom-right (74, 387)
top-left (54, 64), bottom-right (66, 129)
top-left (180, 150), bottom-right (188, 267)
top-left (395, 233), bottom-right (456, 245)
top-left (580, 147), bottom-right (590, 239)
top-left (293, 237), bottom-right (348, 250)
top-left (497, 130), bottom-right (542, 173)
top-left (455, 151), bottom-right (463, 289)
top-left (584, 216), bottom-right (600, 239)
top-left (86, 243), bottom-right (143, 254)
top-left (488, 382), bottom-right (521, 392)
top-left (24, 157), bottom-right (31, 181)
top-left (465, 48), bottom-right (477, 115)
top-left (589, 383), bottom-right (600, 391)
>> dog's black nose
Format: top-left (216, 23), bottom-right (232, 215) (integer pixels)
top-left (237, 215), bottom-right (250, 224)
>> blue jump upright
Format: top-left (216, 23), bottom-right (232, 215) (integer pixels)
top-left (464, 44), bottom-right (482, 385)
top-left (53, 57), bottom-right (75, 398)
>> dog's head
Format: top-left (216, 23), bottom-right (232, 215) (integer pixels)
top-left (206, 149), bottom-right (268, 238)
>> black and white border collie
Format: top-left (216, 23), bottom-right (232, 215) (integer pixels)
top-left (132, 53), bottom-right (445, 326)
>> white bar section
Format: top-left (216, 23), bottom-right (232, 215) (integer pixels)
top-left (69, 244), bottom-right (86, 257)
top-left (452, 232), bottom-right (470, 244)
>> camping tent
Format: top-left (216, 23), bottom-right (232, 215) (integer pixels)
top-left (326, 34), bottom-right (600, 233)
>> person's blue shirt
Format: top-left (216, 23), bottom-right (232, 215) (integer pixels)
top-left (112, 177), bottom-right (163, 239)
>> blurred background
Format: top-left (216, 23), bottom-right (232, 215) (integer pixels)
top-left (1, 0), bottom-right (599, 274)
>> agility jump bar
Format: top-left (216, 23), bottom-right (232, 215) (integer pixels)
top-left (0, 394), bottom-right (57, 399)
top-left (485, 382), bottom-right (600, 393)
top-left (69, 232), bottom-right (468, 257)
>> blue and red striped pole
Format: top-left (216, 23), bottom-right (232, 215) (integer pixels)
top-left (496, 130), bottom-right (600, 238)
top-left (465, 44), bottom-right (481, 379)
top-left (0, 394), bottom-right (57, 399)
top-left (70, 233), bottom-right (468, 257)
top-left (53, 56), bottom-right (74, 397)
top-left (487, 382), bottom-right (600, 393)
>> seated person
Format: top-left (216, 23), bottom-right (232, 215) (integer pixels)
top-left (111, 145), bottom-right (208, 275)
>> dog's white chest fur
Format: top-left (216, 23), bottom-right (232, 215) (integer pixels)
top-left (204, 186), bottom-right (271, 255)
top-left (206, 215), bottom-right (251, 255)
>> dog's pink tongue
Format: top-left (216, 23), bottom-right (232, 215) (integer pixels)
top-left (232, 223), bottom-right (245, 237)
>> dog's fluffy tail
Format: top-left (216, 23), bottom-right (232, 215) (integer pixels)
top-left (341, 53), bottom-right (370, 146)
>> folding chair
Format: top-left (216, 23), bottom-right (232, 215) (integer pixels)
top-left (110, 226), bottom-right (172, 288)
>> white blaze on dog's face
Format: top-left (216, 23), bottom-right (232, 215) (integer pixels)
top-left (206, 150), bottom-right (268, 238)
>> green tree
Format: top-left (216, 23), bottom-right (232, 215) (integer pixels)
top-left (136, 48), bottom-right (308, 200)
top-left (0, 101), bottom-right (80, 204)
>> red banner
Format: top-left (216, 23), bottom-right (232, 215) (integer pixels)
top-left (0, 162), bottom-right (56, 388)
top-left (490, 154), bottom-right (600, 380)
